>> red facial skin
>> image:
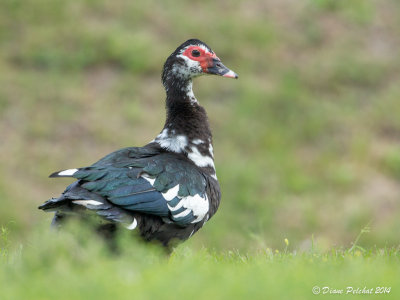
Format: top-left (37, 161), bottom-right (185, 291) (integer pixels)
top-left (182, 46), bottom-right (219, 72)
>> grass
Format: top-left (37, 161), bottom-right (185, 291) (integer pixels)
top-left (0, 223), bottom-right (399, 300)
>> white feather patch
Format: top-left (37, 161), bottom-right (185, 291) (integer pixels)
top-left (126, 218), bottom-right (137, 230)
top-left (141, 174), bottom-right (155, 186)
top-left (181, 80), bottom-right (197, 104)
top-left (187, 146), bottom-right (215, 169)
top-left (184, 194), bottom-right (209, 223)
top-left (173, 209), bottom-right (191, 218)
top-left (156, 133), bottom-right (188, 153)
top-left (162, 184), bottom-right (180, 201)
top-left (208, 143), bottom-right (214, 158)
top-left (192, 139), bottom-right (204, 145)
top-left (58, 168), bottom-right (78, 176)
top-left (157, 128), bottom-right (169, 139)
top-left (72, 200), bottom-right (103, 207)
top-left (168, 193), bottom-right (209, 223)
top-left (175, 54), bottom-right (202, 78)
top-left (167, 200), bottom-right (185, 212)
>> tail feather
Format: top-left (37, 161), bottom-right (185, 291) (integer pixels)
top-left (49, 168), bottom-right (79, 178)
top-left (39, 181), bottom-right (137, 229)
top-left (38, 195), bottom-right (71, 212)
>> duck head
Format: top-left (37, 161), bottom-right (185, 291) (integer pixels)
top-left (162, 39), bottom-right (238, 87)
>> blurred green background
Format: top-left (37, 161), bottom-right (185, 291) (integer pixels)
top-left (0, 0), bottom-right (399, 251)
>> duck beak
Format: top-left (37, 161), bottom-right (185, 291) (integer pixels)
top-left (206, 58), bottom-right (238, 79)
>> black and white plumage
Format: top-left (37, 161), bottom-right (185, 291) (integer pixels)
top-left (39, 39), bottom-right (238, 247)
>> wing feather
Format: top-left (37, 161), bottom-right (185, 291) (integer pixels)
top-left (46, 146), bottom-right (211, 226)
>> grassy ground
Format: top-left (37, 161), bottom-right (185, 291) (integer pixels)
top-left (0, 0), bottom-right (400, 298)
top-left (1, 223), bottom-right (399, 300)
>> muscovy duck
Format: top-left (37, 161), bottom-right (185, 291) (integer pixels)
top-left (39, 39), bottom-right (238, 247)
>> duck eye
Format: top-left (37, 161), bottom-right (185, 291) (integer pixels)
top-left (191, 50), bottom-right (201, 57)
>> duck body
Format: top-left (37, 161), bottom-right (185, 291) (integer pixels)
top-left (39, 39), bottom-right (237, 247)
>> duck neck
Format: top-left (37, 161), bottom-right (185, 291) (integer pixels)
top-left (154, 76), bottom-right (217, 179)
